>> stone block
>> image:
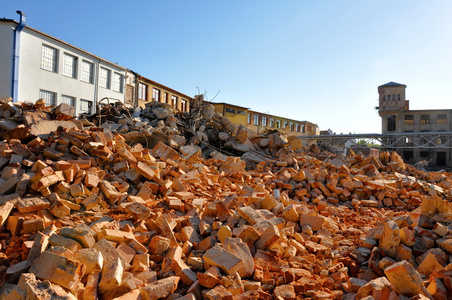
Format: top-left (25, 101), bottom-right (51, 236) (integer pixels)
top-left (98, 257), bottom-right (123, 295)
top-left (139, 276), bottom-right (180, 300)
top-left (384, 260), bottom-right (423, 297)
top-left (73, 248), bottom-right (103, 274)
top-left (29, 251), bottom-right (84, 293)
top-left (203, 245), bottom-right (243, 275)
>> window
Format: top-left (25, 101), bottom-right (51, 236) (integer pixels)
top-left (80, 99), bottom-right (92, 114)
top-left (139, 83), bottom-right (148, 100)
top-left (301, 124), bottom-right (305, 133)
top-left (276, 120), bottom-right (281, 129)
top-left (290, 122), bottom-right (294, 131)
top-left (420, 151), bottom-right (429, 158)
top-left (237, 109), bottom-right (246, 116)
top-left (403, 151), bottom-right (413, 160)
top-left (296, 124), bottom-right (300, 132)
top-left (420, 115), bottom-right (430, 125)
top-left (112, 72), bottom-right (123, 93)
top-left (262, 116), bottom-right (267, 127)
top-left (41, 44), bottom-right (58, 72)
top-left (81, 60), bottom-right (94, 83)
top-left (164, 93), bottom-right (169, 103)
top-left (438, 114), bottom-right (447, 124)
top-left (404, 115), bottom-right (414, 125)
top-left (383, 95), bottom-right (386, 101)
top-left (99, 67), bottom-right (111, 89)
top-left (270, 118), bottom-right (274, 128)
top-left (254, 115), bottom-right (259, 125)
top-left (397, 94), bottom-right (400, 101)
top-left (61, 95), bottom-right (75, 107)
top-left (153, 88), bottom-right (161, 102)
top-left (39, 90), bottom-right (56, 106)
top-left (171, 95), bottom-right (178, 109)
top-left (62, 53), bottom-right (77, 78)
top-left (225, 107), bottom-right (236, 114)
top-left (392, 95), bottom-right (396, 101)
top-left (387, 115), bottom-right (396, 131)
top-left (283, 121), bottom-right (288, 129)
top-left (181, 99), bottom-right (187, 112)
top-left (247, 114), bottom-right (251, 124)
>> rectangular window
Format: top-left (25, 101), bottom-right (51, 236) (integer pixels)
top-left (62, 53), bottom-right (77, 78)
top-left (247, 114), bottom-right (251, 124)
top-left (41, 44), bottom-right (58, 72)
top-left (171, 95), bottom-right (178, 109)
top-left (296, 124), bottom-right (300, 132)
top-left (270, 118), bottom-right (274, 128)
top-left (397, 94), bottom-right (401, 101)
top-left (404, 115), bottom-right (414, 125)
top-left (383, 95), bottom-right (386, 101)
top-left (253, 115), bottom-right (259, 125)
top-left (61, 95), bottom-right (75, 107)
top-left (39, 90), bottom-right (56, 106)
top-left (164, 93), bottom-right (169, 103)
top-left (153, 88), bottom-right (161, 102)
top-left (81, 60), bottom-right (94, 83)
top-left (80, 99), bottom-right (92, 114)
top-left (225, 107), bottom-right (236, 114)
top-left (262, 116), bottom-right (267, 127)
top-left (283, 121), bottom-right (288, 129)
top-left (237, 109), bottom-right (246, 116)
top-left (112, 72), bottom-right (123, 93)
top-left (438, 114), bottom-right (447, 124)
top-left (276, 120), bottom-right (281, 129)
top-left (420, 115), bottom-right (430, 125)
top-left (387, 115), bottom-right (396, 131)
top-left (290, 122), bottom-right (294, 131)
top-left (139, 83), bottom-right (148, 100)
top-left (99, 67), bottom-right (111, 89)
top-left (181, 99), bottom-right (187, 112)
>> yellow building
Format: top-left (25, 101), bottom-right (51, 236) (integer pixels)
top-left (208, 101), bottom-right (319, 136)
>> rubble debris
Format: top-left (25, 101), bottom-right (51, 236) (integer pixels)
top-left (0, 97), bottom-right (452, 299)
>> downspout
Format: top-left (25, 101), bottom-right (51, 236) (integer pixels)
top-left (93, 59), bottom-right (100, 113)
top-left (11, 11), bottom-right (26, 102)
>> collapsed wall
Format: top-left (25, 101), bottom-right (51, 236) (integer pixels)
top-left (0, 97), bottom-right (451, 299)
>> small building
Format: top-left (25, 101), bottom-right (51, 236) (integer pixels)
top-left (0, 12), bottom-right (126, 115)
top-left (377, 81), bottom-right (452, 167)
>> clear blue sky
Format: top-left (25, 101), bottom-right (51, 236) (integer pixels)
top-left (3, 1), bottom-right (452, 134)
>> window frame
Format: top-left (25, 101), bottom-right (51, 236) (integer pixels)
top-left (153, 88), bottom-right (161, 102)
top-left (253, 115), bottom-right (259, 125)
top-left (39, 89), bottom-right (56, 107)
top-left (80, 99), bottom-right (93, 114)
top-left (112, 72), bottom-right (123, 93)
top-left (61, 94), bottom-right (75, 107)
top-left (139, 83), bottom-right (148, 101)
top-left (41, 44), bottom-right (58, 73)
top-left (171, 95), bottom-right (178, 109)
top-left (99, 67), bottom-right (111, 89)
top-left (62, 52), bottom-right (77, 79)
top-left (80, 60), bottom-right (94, 83)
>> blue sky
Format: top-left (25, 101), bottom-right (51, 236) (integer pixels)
top-left (3, 1), bottom-right (452, 133)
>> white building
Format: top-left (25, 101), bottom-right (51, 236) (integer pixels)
top-left (0, 12), bottom-right (126, 115)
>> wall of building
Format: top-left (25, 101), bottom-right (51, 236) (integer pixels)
top-left (0, 23), bottom-right (14, 97)
top-left (17, 28), bottom-right (125, 114)
top-left (136, 79), bottom-right (191, 112)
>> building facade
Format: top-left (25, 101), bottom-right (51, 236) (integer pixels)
top-left (210, 102), bottom-right (319, 136)
top-left (128, 75), bottom-right (192, 112)
top-left (0, 12), bottom-right (126, 115)
top-left (378, 82), bottom-right (452, 167)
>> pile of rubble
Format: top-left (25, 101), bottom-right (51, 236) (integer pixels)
top-left (0, 97), bottom-right (451, 299)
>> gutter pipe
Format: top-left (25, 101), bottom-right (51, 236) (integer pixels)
top-left (12, 11), bottom-right (26, 102)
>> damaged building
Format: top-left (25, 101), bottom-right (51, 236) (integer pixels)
top-left (378, 81), bottom-right (452, 168)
